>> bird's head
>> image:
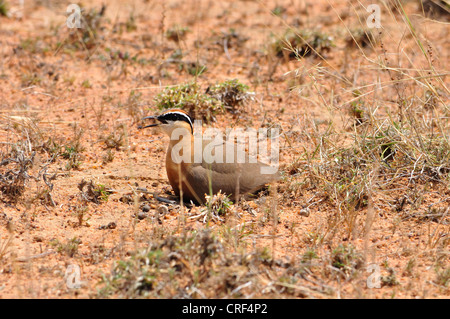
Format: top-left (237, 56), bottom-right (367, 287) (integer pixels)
top-left (139, 109), bottom-right (194, 137)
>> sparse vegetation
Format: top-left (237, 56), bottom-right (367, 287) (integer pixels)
top-left (62, 127), bottom-right (85, 171)
top-left (50, 237), bottom-right (81, 257)
top-left (98, 230), bottom-right (319, 298)
top-left (78, 180), bottom-right (111, 204)
top-left (346, 28), bottom-right (377, 49)
top-left (166, 25), bottom-right (190, 42)
top-left (271, 28), bottom-right (334, 59)
top-left (154, 82), bottom-right (223, 122)
top-left (331, 244), bottom-right (364, 277)
top-left (154, 79), bottom-right (251, 121)
top-left (206, 79), bottom-right (252, 112)
top-left (0, 1), bottom-right (7, 17)
top-left (63, 4), bottom-right (106, 52)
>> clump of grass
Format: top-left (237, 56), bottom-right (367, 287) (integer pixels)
top-left (19, 38), bottom-right (42, 54)
top-left (381, 268), bottom-right (400, 287)
top-left (166, 25), bottom-right (190, 42)
top-left (20, 72), bottom-right (42, 87)
top-left (185, 61), bottom-right (207, 76)
top-left (0, 143), bottom-right (35, 203)
top-left (271, 28), bottom-right (334, 60)
top-left (349, 93), bottom-right (366, 126)
top-left (100, 124), bottom-right (125, 150)
top-left (422, 0), bottom-right (450, 20)
top-left (0, 1), bottom-right (8, 17)
top-left (196, 191), bottom-right (233, 223)
top-left (345, 28), bottom-right (377, 49)
top-left (81, 79), bottom-right (92, 88)
top-left (154, 79), bottom-right (251, 122)
top-left (212, 28), bottom-right (249, 53)
top-left (331, 244), bottom-right (364, 277)
top-left (435, 267), bottom-right (450, 287)
top-left (98, 229), bottom-right (314, 298)
top-left (74, 204), bottom-right (89, 227)
top-left (62, 126), bottom-right (85, 170)
top-left (102, 149), bottom-right (115, 164)
top-left (124, 90), bottom-right (145, 124)
top-left (126, 12), bottom-right (137, 32)
top-left (206, 79), bottom-right (251, 113)
top-left (301, 249), bottom-right (318, 266)
top-left (272, 5), bottom-right (286, 16)
top-left (78, 180), bottom-right (111, 204)
top-left (154, 82), bottom-right (223, 122)
top-left (65, 4), bottom-right (106, 51)
top-left (0, 231), bottom-right (13, 265)
top-left (1, 119), bottom-right (60, 205)
top-left (50, 237), bottom-right (81, 257)
top-left (293, 99), bottom-right (450, 238)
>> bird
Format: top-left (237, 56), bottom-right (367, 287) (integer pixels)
top-left (139, 109), bottom-right (280, 205)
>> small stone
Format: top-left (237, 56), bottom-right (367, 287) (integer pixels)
top-left (299, 208), bottom-right (310, 217)
top-left (98, 222), bottom-right (116, 230)
top-left (157, 205), bottom-right (169, 215)
top-left (33, 236), bottom-right (44, 242)
top-left (106, 222), bottom-right (116, 229)
top-left (137, 212), bottom-right (147, 220)
top-left (142, 204), bottom-right (150, 212)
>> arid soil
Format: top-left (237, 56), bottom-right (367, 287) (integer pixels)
top-left (0, 0), bottom-right (449, 298)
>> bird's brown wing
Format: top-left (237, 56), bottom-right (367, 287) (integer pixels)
top-left (186, 139), bottom-right (279, 202)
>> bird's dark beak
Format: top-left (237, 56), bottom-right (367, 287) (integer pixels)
top-left (138, 116), bottom-right (159, 129)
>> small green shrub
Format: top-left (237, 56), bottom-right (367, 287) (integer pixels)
top-left (154, 82), bottom-right (223, 122)
top-left (0, 1), bottom-right (8, 17)
top-left (272, 28), bottom-right (334, 59)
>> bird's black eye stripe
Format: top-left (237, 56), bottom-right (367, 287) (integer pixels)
top-left (157, 112), bottom-right (193, 132)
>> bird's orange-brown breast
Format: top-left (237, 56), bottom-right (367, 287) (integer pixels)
top-left (165, 135), bottom-right (204, 203)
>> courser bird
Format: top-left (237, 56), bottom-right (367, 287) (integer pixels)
top-left (140, 109), bottom-right (279, 204)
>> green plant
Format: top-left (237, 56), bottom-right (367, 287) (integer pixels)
top-left (50, 237), bottom-right (81, 257)
top-left (0, 1), bottom-right (8, 16)
top-left (271, 5), bottom-right (286, 16)
top-left (206, 79), bottom-right (251, 112)
top-left (102, 149), bottom-right (115, 164)
top-left (100, 127), bottom-right (125, 150)
top-left (62, 126), bottom-right (85, 170)
top-left (272, 28), bottom-right (334, 60)
top-left (346, 28), bottom-right (377, 49)
top-left (65, 4), bottom-right (106, 51)
top-left (435, 267), bottom-right (450, 287)
top-left (205, 191), bottom-right (233, 222)
top-left (78, 180), bottom-right (111, 203)
top-left (381, 268), bottom-right (399, 287)
top-left (166, 25), bottom-right (190, 42)
top-left (350, 99), bottom-right (365, 126)
top-left (185, 61), bottom-right (207, 76)
top-left (154, 82), bottom-right (223, 122)
top-left (126, 12), bottom-right (137, 32)
top-left (301, 249), bottom-right (318, 263)
top-left (81, 79), bottom-right (92, 88)
top-left (331, 244), bottom-right (363, 276)
top-left (20, 72), bottom-right (41, 87)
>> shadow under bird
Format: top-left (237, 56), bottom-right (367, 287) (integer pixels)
top-left (139, 109), bottom-right (280, 204)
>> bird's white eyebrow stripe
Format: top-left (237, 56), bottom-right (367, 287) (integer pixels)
top-left (164, 111), bottom-right (193, 127)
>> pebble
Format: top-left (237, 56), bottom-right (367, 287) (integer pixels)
top-left (299, 208), bottom-right (310, 217)
top-left (137, 212), bottom-right (147, 220)
top-left (157, 205), bottom-right (169, 215)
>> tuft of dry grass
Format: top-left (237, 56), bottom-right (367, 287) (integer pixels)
top-left (97, 229), bottom-right (333, 298)
top-left (271, 28), bottom-right (334, 60)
